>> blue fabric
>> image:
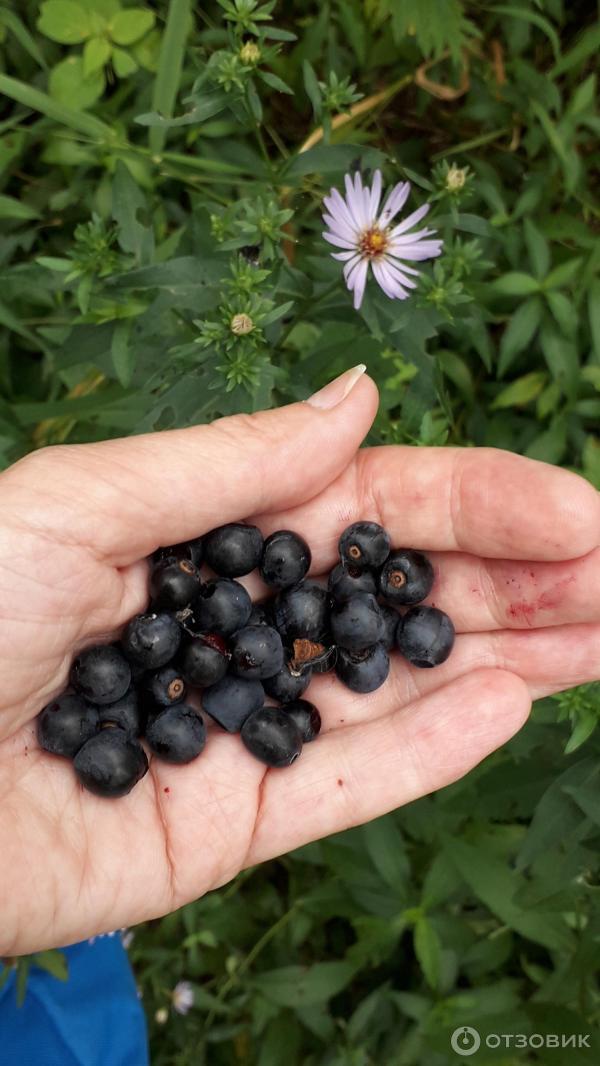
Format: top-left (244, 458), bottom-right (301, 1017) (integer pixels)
top-left (0, 936), bottom-right (149, 1066)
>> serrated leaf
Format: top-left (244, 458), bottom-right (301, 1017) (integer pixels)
top-left (83, 36), bottom-right (111, 77)
top-left (37, 0), bottom-right (91, 44)
top-left (491, 371), bottom-right (547, 409)
top-left (497, 297), bottom-right (542, 376)
top-left (109, 8), bottom-right (155, 46)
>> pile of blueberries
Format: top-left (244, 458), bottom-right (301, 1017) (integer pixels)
top-left (36, 521), bottom-right (455, 799)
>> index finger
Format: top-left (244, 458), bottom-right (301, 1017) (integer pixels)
top-left (255, 446), bottom-right (600, 563)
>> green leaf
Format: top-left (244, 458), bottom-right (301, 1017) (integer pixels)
top-left (363, 816), bottom-right (410, 891)
top-left (136, 91), bottom-right (228, 130)
top-left (582, 435), bottom-right (600, 490)
top-left (32, 949), bottom-right (68, 981)
top-left (109, 7), bottom-right (155, 46)
top-left (525, 417), bottom-right (567, 464)
top-left (539, 324), bottom-right (579, 398)
top-left (111, 319), bottom-right (135, 386)
top-left (490, 272), bottom-right (540, 296)
top-left (564, 709), bottom-right (598, 755)
top-left (0, 73), bottom-right (112, 141)
top-left (111, 46), bottom-right (138, 77)
top-left (37, 0), bottom-right (92, 44)
top-left (497, 297), bottom-right (542, 377)
top-left (516, 756), bottom-right (599, 870)
top-left (148, 0), bottom-right (191, 153)
top-left (111, 160), bottom-right (154, 263)
top-left (15, 959), bottom-right (31, 1007)
top-left (413, 918), bottom-right (441, 991)
top-left (551, 21), bottom-right (600, 76)
top-left (83, 36), bottom-right (112, 77)
top-left (543, 257), bottom-right (582, 290)
top-left (491, 371), bottom-right (547, 409)
top-left (257, 70), bottom-right (294, 95)
top-left (303, 60), bottom-right (322, 119)
top-left (492, 5), bottom-right (560, 60)
top-left (589, 281), bottom-right (600, 362)
top-left (252, 962), bottom-right (358, 1007)
top-left (0, 8), bottom-right (48, 68)
top-left (0, 193), bottom-right (40, 221)
top-left (445, 835), bottom-right (574, 952)
top-left (523, 219), bottom-right (549, 279)
top-left (49, 56), bottom-right (105, 109)
top-left (567, 73), bottom-right (596, 118)
top-left (545, 290), bottom-right (577, 337)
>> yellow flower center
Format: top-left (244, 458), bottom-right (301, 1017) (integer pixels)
top-left (359, 227), bottom-right (388, 259)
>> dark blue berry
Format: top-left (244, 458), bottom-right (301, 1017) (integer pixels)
top-left (150, 558), bottom-right (201, 610)
top-left (330, 593), bottom-right (383, 652)
top-left (272, 581), bottom-right (329, 643)
top-left (335, 643), bottom-right (390, 693)
top-left (74, 730), bottom-right (148, 798)
top-left (70, 645), bottom-right (131, 705)
top-left (379, 604), bottom-right (400, 651)
top-left (145, 704), bottom-right (206, 764)
top-left (328, 563), bottom-right (377, 603)
top-left (241, 707), bottom-right (303, 767)
top-left (154, 537), bottom-right (203, 568)
top-left (396, 606), bottom-right (455, 667)
top-left (143, 666), bottom-right (186, 708)
top-left (379, 549), bottom-right (434, 606)
top-left (179, 634), bottom-right (229, 687)
top-left (260, 530), bottom-right (311, 588)
top-left (231, 625), bottom-right (284, 680)
top-left (247, 602), bottom-right (272, 627)
top-left (194, 579), bottom-right (252, 637)
top-left (97, 687), bottom-right (142, 737)
top-left (339, 521), bottom-right (390, 571)
top-left (203, 523), bottom-right (263, 577)
top-left (202, 675), bottom-right (264, 732)
top-left (283, 699), bottom-right (321, 742)
top-left (122, 613), bottom-right (181, 669)
top-left (37, 694), bottom-right (99, 758)
top-left (263, 660), bottom-right (312, 702)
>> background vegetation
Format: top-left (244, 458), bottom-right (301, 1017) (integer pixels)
top-left (0, 0), bottom-right (599, 1061)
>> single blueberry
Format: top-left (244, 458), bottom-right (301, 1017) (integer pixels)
top-left (283, 699), bottom-right (321, 742)
top-left (272, 581), bottom-right (329, 644)
top-left (121, 613), bottom-right (181, 670)
top-left (179, 634), bottom-right (230, 687)
top-left (260, 530), bottom-right (311, 589)
top-left (203, 523), bottom-right (263, 577)
top-left (328, 562), bottom-right (377, 603)
top-left (330, 593), bottom-right (384, 652)
top-left (263, 660), bottom-right (312, 703)
top-left (194, 579), bottom-right (252, 637)
top-left (379, 549), bottom-right (434, 606)
top-left (150, 558), bottom-right (201, 610)
top-left (37, 693), bottom-right (99, 758)
top-left (396, 606), bottom-right (455, 667)
top-left (335, 643), bottom-right (390, 693)
top-left (338, 521), bottom-right (390, 571)
top-left (97, 687), bottom-right (142, 737)
top-left (202, 675), bottom-right (264, 732)
top-left (70, 645), bottom-right (131, 706)
top-left (241, 707), bottom-right (303, 767)
top-left (230, 625), bottom-right (284, 680)
top-left (74, 730), bottom-right (148, 798)
top-left (145, 704), bottom-right (206, 764)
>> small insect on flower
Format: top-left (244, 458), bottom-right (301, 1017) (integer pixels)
top-left (322, 170), bottom-right (443, 310)
top-left (172, 980), bottom-right (194, 1015)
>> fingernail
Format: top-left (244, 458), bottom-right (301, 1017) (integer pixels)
top-left (306, 364), bottom-right (367, 410)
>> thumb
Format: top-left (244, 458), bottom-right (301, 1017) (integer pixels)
top-left (7, 366), bottom-right (378, 564)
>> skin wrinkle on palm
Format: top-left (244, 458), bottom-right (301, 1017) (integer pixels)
top-left (0, 375), bottom-right (599, 953)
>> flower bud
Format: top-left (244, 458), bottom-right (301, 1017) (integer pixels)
top-left (230, 313), bottom-right (254, 336)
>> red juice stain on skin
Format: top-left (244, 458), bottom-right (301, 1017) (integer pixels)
top-left (507, 575), bottom-right (575, 626)
top-left (164, 786), bottom-right (170, 794)
top-left (337, 779), bottom-right (343, 786)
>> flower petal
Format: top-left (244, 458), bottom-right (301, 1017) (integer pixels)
top-left (369, 170), bottom-right (382, 218)
top-left (344, 173), bottom-right (365, 230)
top-left (323, 231), bottom-right (357, 250)
top-left (331, 250), bottom-right (357, 261)
top-left (324, 188), bottom-right (358, 233)
top-left (322, 212), bottom-right (357, 243)
top-left (378, 181), bottom-right (410, 226)
top-left (389, 202), bottom-right (431, 237)
top-left (390, 239), bottom-right (443, 261)
top-left (389, 226), bottom-right (437, 245)
top-left (343, 254), bottom-right (363, 284)
top-left (380, 257), bottom-right (418, 289)
top-left (372, 258), bottom-right (409, 300)
top-left (351, 258), bottom-right (369, 309)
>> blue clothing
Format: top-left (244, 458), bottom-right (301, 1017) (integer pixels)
top-left (0, 935), bottom-right (148, 1066)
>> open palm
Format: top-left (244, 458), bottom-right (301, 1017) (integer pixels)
top-left (1, 371), bottom-right (599, 956)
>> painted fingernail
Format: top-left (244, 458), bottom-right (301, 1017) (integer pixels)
top-left (306, 364), bottom-right (367, 410)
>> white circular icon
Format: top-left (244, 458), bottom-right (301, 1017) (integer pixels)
top-left (451, 1026), bottom-right (481, 1056)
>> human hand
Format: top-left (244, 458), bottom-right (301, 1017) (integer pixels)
top-left (1, 367), bottom-right (599, 955)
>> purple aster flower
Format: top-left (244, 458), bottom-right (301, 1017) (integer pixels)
top-left (322, 170), bottom-right (443, 310)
